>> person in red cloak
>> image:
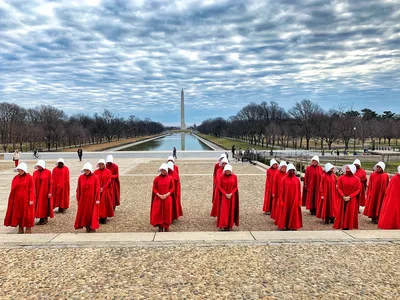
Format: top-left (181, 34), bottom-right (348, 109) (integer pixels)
top-left (74, 163), bottom-right (100, 233)
top-left (214, 164), bottom-right (239, 231)
top-left (94, 159), bottom-right (114, 224)
top-left (167, 161), bottom-right (183, 221)
top-left (151, 163), bottom-right (174, 232)
top-left (353, 159), bottom-right (367, 209)
top-left (33, 160), bottom-right (53, 225)
top-left (271, 161), bottom-right (287, 222)
top-left (210, 157), bottom-right (229, 217)
top-left (303, 156), bottom-right (323, 215)
top-left (333, 164), bottom-right (361, 230)
top-left (363, 161), bottom-right (389, 224)
top-left (52, 158), bottom-right (70, 213)
top-left (167, 156), bottom-right (179, 174)
top-left (276, 163), bottom-right (302, 230)
top-left (4, 163), bottom-right (35, 234)
top-left (106, 154), bottom-right (120, 211)
top-left (318, 163), bottom-right (337, 224)
top-left (263, 158), bottom-right (279, 213)
top-left (378, 166), bottom-right (400, 229)
top-left (212, 153), bottom-right (227, 203)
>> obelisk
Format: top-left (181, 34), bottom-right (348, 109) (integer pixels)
top-left (181, 89), bottom-right (186, 130)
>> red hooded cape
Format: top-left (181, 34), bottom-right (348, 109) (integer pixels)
top-left (271, 170), bottom-right (286, 221)
top-left (150, 174), bottom-right (174, 230)
top-left (210, 167), bottom-right (224, 217)
top-left (33, 168), bottom-right (54, 219)
top-left (214, 173), bottom-right (239, 229)
top-left (277, 174), bottom-right (302, 230)
top-left (378, 174), bottom-right (400, 229)
top-left (354, 167), bottom-right (367, 206)
top-left (74, 173), bottom-right (100, 230)
top-left (94, 168), bottom-right (114, 219)
top-left (106, 163), bottom-right (120, 207)
top-left (4, 173), bottom-right (35, 228)
top-left (174, 164), bottom-right (179, 174)
top-left (363, 172), bottom-right (389, 219)
top-left (168, 169), bottom-right (183, 220)
top-left (333, 174), bottom-right (361, 230)
top-left (318, 172), bottom-right (337, 220)
top-left (52, 166), bottom-right (70, 209)
top-left (263, 167), bottom-right (278, 212)
top-left (212, 162), bottom-right (221, 203)
top-left (303, 165), bottom-right (323, 211)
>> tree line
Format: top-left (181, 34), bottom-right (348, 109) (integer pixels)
top-left (197, 100), bottom-right (400, 151)
top-left (0, 103), bottom-right (164, 152)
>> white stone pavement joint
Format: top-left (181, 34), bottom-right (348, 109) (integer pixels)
top-left (0, 230), bottom-right (400, 248)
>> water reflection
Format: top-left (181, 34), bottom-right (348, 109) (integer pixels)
top-left (119, 133), bottom-right (213, 151)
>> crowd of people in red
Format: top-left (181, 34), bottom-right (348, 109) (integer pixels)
top-left (4, 152), bottom-right (400, 233)
top-left (4, 155), bottom-right (120, 234)
top-left (263, 155), bottom-right (400, 230)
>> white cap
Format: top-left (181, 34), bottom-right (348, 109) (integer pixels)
top-left (219, 153), bottom-right (227, 161)
top-left (167, 161), bottom-right (174, 171)
top-left (398, 166), bottom-right (400, 174)
top-left (374, 161), bottom-right (386, 171)
top-left (14, 162), bottom-right (28, 173)
top-left (223, 164), bottom-right (232, 173)
top-left (167, 156), bottom-right (175, 163)
top-left (81, 162), bottom-right (93, 173)
top-left (343, 164), bottom-right (356, 174)
top-left (97, 159), bottom-right (106, 168)
top-left (353, 159), bottom-right (361, 166)
top-left (158, 163), bottom-right (168, 172)
top-left (105, 154), bottom-right (114, 163)
top-left (34, 160), bottom-right (46, 169)
top-left (219, 157), bottom-right (229, 166)
top-left (311, 156), bottom-right (320, 163)
top-left (56, 158), bottom-right (65, 165)
top-left (270, 159), bottom-right (278, 167)
top-left (287, 163), bottom-right (296, 172)
top-left (324, 163), bottom-right (335, 173)
top-left (278, 161), bottom-right (287, 170)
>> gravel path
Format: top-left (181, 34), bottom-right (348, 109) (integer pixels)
top-left (0, 244), bottom-right (398, 299)
top-left (14, 160), bottom-right (379, 233)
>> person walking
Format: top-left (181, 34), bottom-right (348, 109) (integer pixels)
top-left (231, 145), bottom-right (236, 160)
top-left (33, 160), bottom-right (53, 225)
top-left (94, 159), bottom-right (114, 224)
top-left (12, 149), bottom-right (21, 167)
top-left (52, 158), bottom-right (70, 213)
top-left (303, 156), bottom-right (323, 215)
top-left (173, 147), bottom-right (177, 159)
top-left (106, 155), bottom-right (121, 211)
top-left (77, 148), bottom-right (83, 162)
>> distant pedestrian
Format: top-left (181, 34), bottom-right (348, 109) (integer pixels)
top-left (336, 149), bottom-right (339, 156)
top-left (173, 147), bottom-right (177, 159)
top-left (77, 148), bottom-right (83, 162)
top-left (12, 149), bottom-right (21, 167)
top-left (231, 145), bottom-right (235, 159)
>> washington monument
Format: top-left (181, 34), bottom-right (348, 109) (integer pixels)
top-left (181, 89), bottom-right (186, 130)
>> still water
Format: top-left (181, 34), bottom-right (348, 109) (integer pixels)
top-left (120, 133), bottom-right (214, 151)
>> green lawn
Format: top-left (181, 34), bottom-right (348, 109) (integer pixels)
top-left (197, 134), bottom-right (271, 151)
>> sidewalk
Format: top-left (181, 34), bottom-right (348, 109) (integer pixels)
top-left (1, 230), bottom-right (399, 248)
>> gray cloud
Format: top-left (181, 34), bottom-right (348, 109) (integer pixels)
top-left (0, 0), bottom-right (399, 125)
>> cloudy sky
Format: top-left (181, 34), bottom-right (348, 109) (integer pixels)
top-left (1, 0), bottom-right (399, 125)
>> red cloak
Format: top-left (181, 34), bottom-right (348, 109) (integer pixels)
top-left (378, 174), bottom-right (400, 229)
top-left (333, 174), bottom-right (361, 230)
top-left (212, 162), bottom-right (221, 203)
top-left (74, 173), bottom-right (100, 230)
top-left (271, 170), bottom-right (286, 221)
top-left (150, 174), bottom-right (174, 230)
top-left (263, 167), bottom-right (278, 212)
top-left (214, 173), bottom-right (239, 229)
top-left (210, 168), bottom-right (224, 217)
top-left (303, 165), bottom-right (323, 212)
top-left (363, 172), bottom-right (389, 219)
top-left (33, 169), bottom-right (54, 219)
top-left (174, 164), bottom-right (179, 174)
top-left (277, 174), bottom-right (302, 230)
top-left (168, 169), bottom-right (183, 220)
top-left (4, 173), bottom-right (35, 228)
top-left (318, 172), bottom-right (337, 220)
top-left (94, 168), bottom-right (114, 219)
top-left (52, 166), bottom-right (70, 209)
top-left (106, 163), bottom-right (120, 207)
top-left (354, 167), bottom-right (367, 206)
